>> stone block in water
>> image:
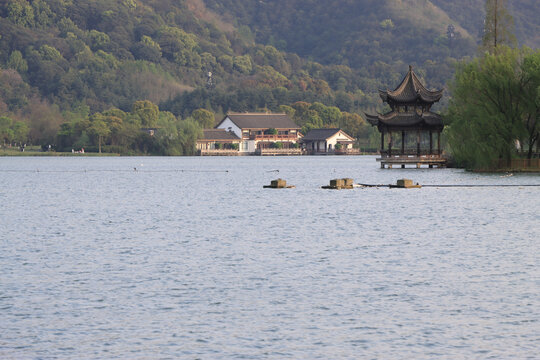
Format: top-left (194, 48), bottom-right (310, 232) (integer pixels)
top-left (271, 178), bottom-right (287, 188)
top-left (330, 179), bottom-right (344, 188)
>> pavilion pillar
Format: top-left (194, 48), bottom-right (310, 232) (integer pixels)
top-left (416, 130), bottom-right (421, 157)
top-left (388, 131), bottom-right (393, 157)
top-left (401, 131), bottom-right (405, 155)
top-left (429, 131), bottom-right (433, 155)
top-left (380, 129), bottom-right (385, 154)
top-left (437, 131), bottom-right (441, 156)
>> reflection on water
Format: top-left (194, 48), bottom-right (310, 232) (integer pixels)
top-left (0, 156), bottom-right (538, 358)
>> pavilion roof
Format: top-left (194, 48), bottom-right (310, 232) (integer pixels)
top-left (379, 66), bottom-right (443, 104)
top-left (365, 111), bottom-right (443, 128)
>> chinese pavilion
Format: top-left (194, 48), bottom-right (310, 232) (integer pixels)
top-left (365, 66), bottom-right (446, 168)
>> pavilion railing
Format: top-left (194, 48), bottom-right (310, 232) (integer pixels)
top-left (380, 149), bottom-right (442, 157)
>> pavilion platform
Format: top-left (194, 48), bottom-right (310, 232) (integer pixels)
top-left (378, 152), bottom-right (447, 169)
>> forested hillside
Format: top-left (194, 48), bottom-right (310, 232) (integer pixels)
top-left (0, 0), bottom-right (538, 153)
top-left (430, 0), bottom-right (540, 49)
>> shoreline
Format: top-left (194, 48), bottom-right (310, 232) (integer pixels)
top-left (0, 151), bottom-right (120, 157)
top-left (2, 151), bottom-right (539, 172)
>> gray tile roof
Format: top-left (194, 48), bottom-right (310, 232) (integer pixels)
top-left (302, 128), bottom-right (354, 141)
top-left (201, 129), bottom-right (240, 141)
top-left (221, 113), bottom-right (300, 130)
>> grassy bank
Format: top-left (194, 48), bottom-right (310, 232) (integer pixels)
top-left (0, 149), bottom-right (120, 157)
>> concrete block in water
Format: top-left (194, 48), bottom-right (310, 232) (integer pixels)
top-left (394, 178), bottom-right (421, 188)
top-left (271, 179), bottom-right (287, 188)
top-left (397, 179), bottom-right (413, 188)
top-left (323, 178), bottom-right (354, 190)
top-left (264, 178), bottom-right (295, 189)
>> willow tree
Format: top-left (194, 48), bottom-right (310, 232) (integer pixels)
top-left (481, 0), bottom-right (516, 54)
top-left (520, 50), bottom-right (540, 159)
top-left (447, 47), bottom-right (540, 169)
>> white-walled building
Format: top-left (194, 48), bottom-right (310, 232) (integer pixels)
top-left (196, 129), bottom-right (241, 155)
top-left (301, 128), bottom-right (355, 154)
top-left (215, 113), bottom-right (302, 154)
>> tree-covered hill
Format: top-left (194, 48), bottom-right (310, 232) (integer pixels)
top-left (206, 0), bottom-right (475, 66)
top-left (0, 0), bottom-right (537, 152)
top-left (430, 0), bottom-right (540, 49)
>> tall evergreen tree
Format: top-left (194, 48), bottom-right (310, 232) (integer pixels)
top-left (481, 0), bottom-right (516, 54)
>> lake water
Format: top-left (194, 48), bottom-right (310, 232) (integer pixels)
top-left (0, 156), bottom-right (538, 359)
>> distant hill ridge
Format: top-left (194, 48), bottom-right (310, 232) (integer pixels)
top-left (0, 0), bottom-right (537, 132)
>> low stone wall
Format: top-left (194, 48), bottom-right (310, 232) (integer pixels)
top-left (199, 149), bottom-right (242, 156)
top-left (257, 148), bottom-right (304, 156)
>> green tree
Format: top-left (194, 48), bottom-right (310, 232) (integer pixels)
top-left (132, 35), bottom-right (162, 62)
top-left (481, 0), bottom-right (516, 54)
top-left (446, 47), bottom-right (539, 169)
top-left (12, 121), bottom-right (29, 144)
top-left (233, 55), bottom-right (253, 74)
top-left (178, 119), bottom-right (203, 155)
top-left (218, 55), bottom-right (233, 72)
top-left (88, 30), bottom-right (110, 51)
top-left (191, 108), bottom-right (215, 129)
top-left (105, 115), bottom-right (124, 145)
top-left (7, 51), bottom-right (28, 73)
top-left (32, 0), bottom-right (53, 28)
top-left (132, 100), bottom-right (159, 128)
top-left (7, 0), bottom-right (35, 27)
top-left (278, 105), bottom-right (295, 118)
top-left (0, 116), bottom-right (14, 145)
top-left (39, 45), bottom-right (64, 62)
top-left (339, 112), bottom-right (367, 140)
top-left (89, 119), bottom-right (110, 153)
top-left (519, 50), bottom-right (540, 158)
top-left (156, 26), bottom-right (198, 62)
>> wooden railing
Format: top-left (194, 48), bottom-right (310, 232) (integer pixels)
top-left (380, 149), bottom-right (442, 157)
top-left (249, 134), bottom-right (299, 141)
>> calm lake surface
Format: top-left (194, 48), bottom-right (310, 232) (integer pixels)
top-left (1, 156), bottom-right (538, 359)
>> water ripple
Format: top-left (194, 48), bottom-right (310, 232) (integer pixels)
top-left (0, 156), bottom-right (538, 358)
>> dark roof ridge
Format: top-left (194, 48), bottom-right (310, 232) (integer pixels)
top-left (302, 128), bottom-right (354, 141)
top-left (218, 112), bottom-right (300, 130)
top-left (379, 65), bottom-right (443, 104)
top-left (227, 112), bottom-right (287, 115)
